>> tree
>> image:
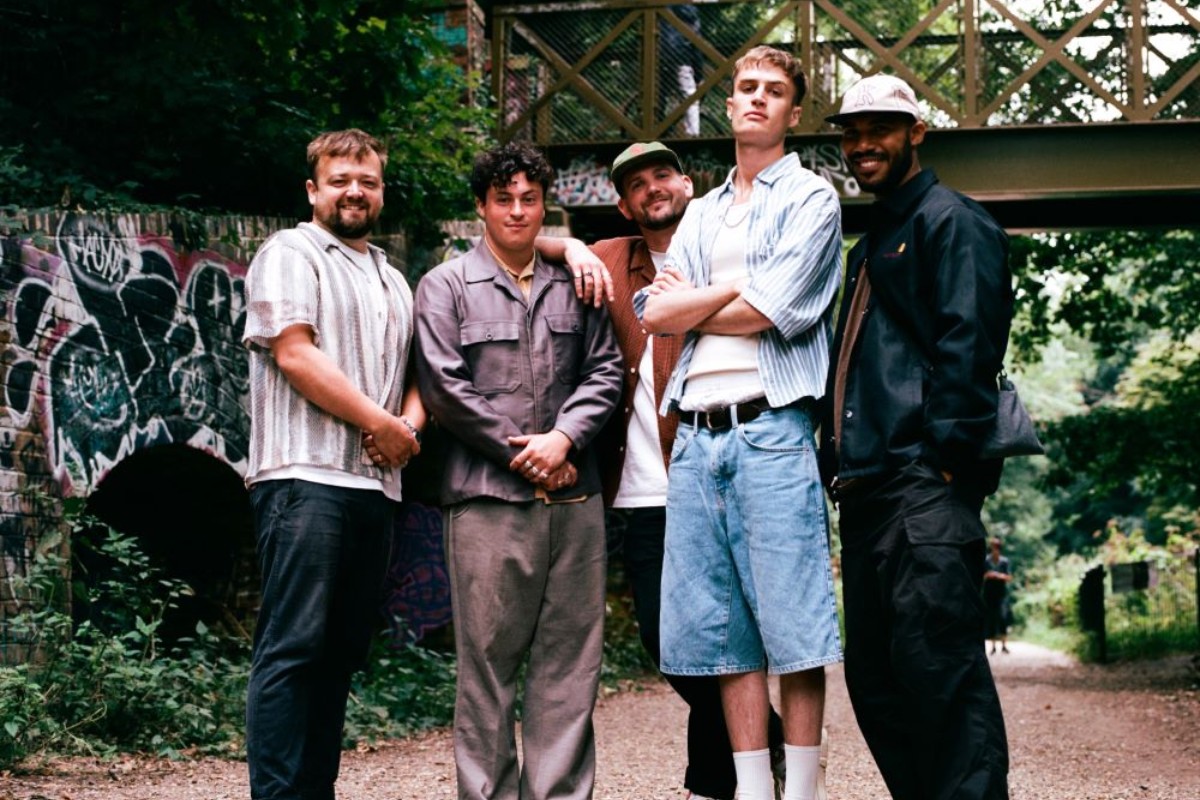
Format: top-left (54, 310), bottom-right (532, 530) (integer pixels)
top-left (0, 0), bottom-right (488, 249)
top-left (1011, 229), bottom-right (1200, 551)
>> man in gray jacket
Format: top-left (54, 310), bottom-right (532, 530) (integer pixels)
top-left (414, 141), bottom-right (622, 800)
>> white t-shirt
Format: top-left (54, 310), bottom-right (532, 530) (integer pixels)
top-left (614, 250), bottom-right (670, 508)
top-left (680, 206), bottom-right (764, 411)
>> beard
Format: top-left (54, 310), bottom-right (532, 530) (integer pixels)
top-left (632, 197), bottom-right (687, 232)
top-left (321, 203), bottom-right (378, 240)
top-left (854, 135), bottom-right (915, 195)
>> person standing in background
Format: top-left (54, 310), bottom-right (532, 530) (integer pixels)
top-left (984, 537), bottom-right (1014, 655)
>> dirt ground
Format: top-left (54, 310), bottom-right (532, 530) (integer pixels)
top-left (3, 641), bottom-right (1198, 800)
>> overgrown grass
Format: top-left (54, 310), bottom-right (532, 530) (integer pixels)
top-left (1012, 526), bottom-right (1199, 663)
top-left (0, 522), bottom-right (249, 769)
top-left (1, 516), bottom-right (660, 770)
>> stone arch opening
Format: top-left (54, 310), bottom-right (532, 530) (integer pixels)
top-left (83, 443), bottom-right (256, 638)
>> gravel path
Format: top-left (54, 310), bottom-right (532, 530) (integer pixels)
top-left (4, 642), bottom-right (1198, 799)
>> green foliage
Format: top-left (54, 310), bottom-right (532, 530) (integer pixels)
top-left (0, 1), bottom-right (488, 248)
top-left (1098, 525), bottom-right (1199, 661)
top-left (1010, 550), bottom-right (1092, 646)
top-left (1007, 230), bottom-right (1200, 553)
top-left (0, 521), bottom-right (249, 769)
top-left (1, 509), bottom-right (658, 768)
top-left (1013, 521), bottom-right (1199, 662)
top-left (1013, 230), bottom-right (1200, 356)
top-left (602, 591), bottom-right (657, 686)
top-left (344, 636), bottom-right (457, 744)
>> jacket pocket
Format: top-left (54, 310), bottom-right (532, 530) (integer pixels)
top-left (545, 312), bottom-right (584, 384)
top-left (460, 320), bottom-right (522, 394)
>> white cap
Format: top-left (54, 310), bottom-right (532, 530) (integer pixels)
top-left (826, 74), bottom-right (921, 124)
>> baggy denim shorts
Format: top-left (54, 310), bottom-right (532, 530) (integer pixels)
top-left (660, 405), bottom-right (843, 676)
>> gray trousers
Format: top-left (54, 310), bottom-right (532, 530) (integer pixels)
top-left (445, 495), bottom-right (606, 800)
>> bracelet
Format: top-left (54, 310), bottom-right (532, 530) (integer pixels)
top-left (400, 416), bottom-right (421, 444)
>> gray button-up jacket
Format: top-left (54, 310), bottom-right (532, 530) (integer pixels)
top-left (414, 242), bottom-right (622, 505)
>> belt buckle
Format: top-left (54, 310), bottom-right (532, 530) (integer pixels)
top-left (703, 410), bottom-right (719, 430)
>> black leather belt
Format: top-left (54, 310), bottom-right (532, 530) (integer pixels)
top-left (680, 397), bottom-right (813, 431)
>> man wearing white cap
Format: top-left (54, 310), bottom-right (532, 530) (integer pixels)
top-left (820, 73), bottom-right (1012, 799)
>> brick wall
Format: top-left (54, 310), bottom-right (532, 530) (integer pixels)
top-left (0, 210), bottom-right (414, 650)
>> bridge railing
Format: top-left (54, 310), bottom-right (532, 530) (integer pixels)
top-left (488, 0), bottom-right (1200, 145)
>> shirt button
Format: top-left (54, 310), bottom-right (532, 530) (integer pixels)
top-left (845, 410), bottom-right (854, 419)
top-left (630, 367), bottom-right (638, 374)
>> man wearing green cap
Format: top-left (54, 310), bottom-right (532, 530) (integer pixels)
top-left (544, 140), bottom-right (786, 800)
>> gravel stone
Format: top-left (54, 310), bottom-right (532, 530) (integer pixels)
top-left (4, 641), bottom-right (1198, 799)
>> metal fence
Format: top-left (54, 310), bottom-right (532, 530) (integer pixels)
top-left (488, 0), bottom-right (1200, 145)
top-left (1078, 550), bottom-right (1200, 663)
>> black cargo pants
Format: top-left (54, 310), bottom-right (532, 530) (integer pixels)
top-left (837, 460), bottom-right (1009, 800)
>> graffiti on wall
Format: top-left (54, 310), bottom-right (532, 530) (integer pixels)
top-left (0, 213), bottom-right (250, 619)
top-left (1, 212), bottom-right (249, 496)
top-left (554, 157), bottom-right (622, 206)
top-left (552, 143), bottom-right (861, 207)
top-left (795, 141), bottom-right (861, 197)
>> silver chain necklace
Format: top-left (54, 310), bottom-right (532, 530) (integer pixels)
top-left (723, 202), bottom-right (751, 228)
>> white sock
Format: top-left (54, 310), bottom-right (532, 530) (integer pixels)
top-left (782, 743), bottom-right (822, 800)
top-left (732, 748), bottom-right (774, 800)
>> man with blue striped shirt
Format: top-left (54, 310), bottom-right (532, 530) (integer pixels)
top-left (635, 46), bottom-right (843, 800)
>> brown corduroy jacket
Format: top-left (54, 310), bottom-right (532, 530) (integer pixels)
top-left (590, 236), bottom-right (683, 507)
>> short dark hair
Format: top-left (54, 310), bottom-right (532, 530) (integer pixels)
top-left (470, 142), bottom-right (555, 203)
top-left (307, 129), bottom-right (387, 180)
top-left (733, 45), bottom-right (807, 107)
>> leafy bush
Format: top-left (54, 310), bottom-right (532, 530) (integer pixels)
top-left (1014, 521), bottom-right (1199, 662)
top-left (1, 511), bottom-right (660, 770)
top-left (601, 590), bottom-right (657, 686)
top-left (0, 520), bottom-right (249, 769)
top-left (345, 635), bottom-right (457, 745)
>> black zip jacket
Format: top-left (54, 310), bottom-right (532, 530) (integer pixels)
top-left (818, 169), bottom-right (1012, 488)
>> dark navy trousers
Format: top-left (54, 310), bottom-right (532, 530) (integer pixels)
top-left (246, 479), bottom-right (392, 800)
top-left (838, 461), bottom-right (1009, 800)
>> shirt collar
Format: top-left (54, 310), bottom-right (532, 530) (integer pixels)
top-left (299, 221), bottom-right (384, 262)
top-left (717, 152), bottom-right (800, 197)
top-left (874, 168), bottom-right (938, 222)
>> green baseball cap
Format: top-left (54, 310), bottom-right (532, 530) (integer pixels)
top-left (610, 141), bottom-right (684, 194)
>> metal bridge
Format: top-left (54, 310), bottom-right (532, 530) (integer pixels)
top-left (460, 0), bottom-right (1200, 234)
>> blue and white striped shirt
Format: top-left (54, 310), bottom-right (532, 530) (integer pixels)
top-left (634, 152), bottom-right (843, 414)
